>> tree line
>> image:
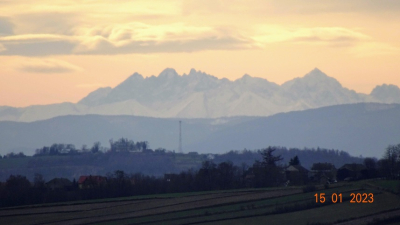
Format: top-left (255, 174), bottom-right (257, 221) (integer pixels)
top-left (0, 147), bottom-right (283, 207)
top-left (33, 138), bottom-right (149, 156)
top-left (2, 144), bottom-right (399, 208)
top-left (0, 152), bottom-right (26, 159)
top-left (379, 144), bottom-right (400, 179)
top-left (0, 139), bottom-right (366, 182)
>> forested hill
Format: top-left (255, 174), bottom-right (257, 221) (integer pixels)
top-left (0, 147), bottom-right (362, 182)
top-left (0, 102), bottom-right (399, 157)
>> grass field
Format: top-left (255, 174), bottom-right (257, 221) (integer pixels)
top-left (367, 180), bottom-right (400, 193)
top-left (1, 180), bottom-right (400, 225)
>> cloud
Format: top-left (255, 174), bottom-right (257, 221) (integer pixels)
top-left (318, 0), bottom-right (400, 13)
top-left (252, 26), bottom-right (370, 46)
top-left (17, 58), bottom-right (82, 73)
top-left (250, 25), bottom-right (400, 56)
top-left (0, 1), bottom-right (398, 56)
top-left (182, 0), bottom-right (400, 17)
top-left (0, 23), bottom-right (395, 57)
top-left (0, 0), bottom-right (180, 20)
top-left (251, 0), bottom-right (400, 15)
top-left (0, 22), bottom-right (251, 55)
top-left (0, 35), bottom-right (76, 56)
top-left (13, 12), bottom-right (80, 35)
top-left (182, 0), bottom-right (227, 15)
top-left (72, 23), bottom-right (252, 54)
top-left (0, 34), bottom-right (71, 42)
top-left (0, 17), bottom-right (14, 35)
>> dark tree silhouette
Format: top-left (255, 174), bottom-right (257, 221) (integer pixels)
top-left (91, 142), bottom-right (101, 153)
top-left (260, 147), bottom-right (283, 166)
top-left (33, 173), bottom-right (45, 188)
top-left (289, 156), bottom-right (300, 166)
top-left (250, 147), bottom-right (285, 187)
top-left (381, 144), bottom-right (400, 178)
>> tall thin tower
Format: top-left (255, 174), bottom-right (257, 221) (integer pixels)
top-left (179, 120), bottom-right (182, 153)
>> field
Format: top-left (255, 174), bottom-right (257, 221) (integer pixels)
top-left (1, 180), bottom-right (400, 225)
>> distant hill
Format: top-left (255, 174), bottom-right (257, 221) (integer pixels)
top-left (1, 68), bottom-right (399, 122)
top-left (0, 103), bottom-right (399, 158)
top-left (185, 102), bottom-right (400, 158)
top-left (0, 148), bottom-right (363, 182)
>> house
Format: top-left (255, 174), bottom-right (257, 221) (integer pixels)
top-left (337, 164), bottom-right (367, 181)
top-left (46, 178), bottom-right (72, 190)
top-left (309, 163), bottom-right (337, 184)
top-left (318, 174), bottom-right (330, 185)
top-left (78, 175), bottom-right (107, 189)
top-left (285, 165), bottom-right (309, 185)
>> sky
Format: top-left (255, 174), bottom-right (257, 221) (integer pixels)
top-left (1, 0), bottom-right (400, 107)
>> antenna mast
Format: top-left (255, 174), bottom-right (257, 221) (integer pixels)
top-left (179, 120), bottom-right (182, 153)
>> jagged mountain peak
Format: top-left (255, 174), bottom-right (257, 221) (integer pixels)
top-left (371, 84), bottom-right (400, 93)
top-left (9, 67), bottom-right (400, 122)
top-left (113, 72), bottom-right (144, 90)
top-left (241, 74), bottom-right (252, 79)
top-left (303, 68), bottom-right (333, 80)
top-left (188, 68), bottom-right (198, 75)
top-left (186, 68), bottom-right (218, 80)
top-left (77, 86), bottom-right (112, 106)
top-left (129, 72), bottom-right (144, 80)
top-left (79, 67), bottom-right (361, 110)
top-left (115, 72), bottom-right (144, 89)
top-left (234, 74), bottom-right (255, 84)
top-left (308, 67), bottom-right (324, 75)
top-left (159, 68), bottom-right (179, 79)
top-left (370, 84), bottom-right (400, 103)
top-left (283, 68), bottom-right (342, 89)
top-left (234, 74), bottom-right (276, 85)
top-left (280, 68), bottom-right (363, 107)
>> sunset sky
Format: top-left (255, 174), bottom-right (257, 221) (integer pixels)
top-left (1, 0), bottom-right (400, 107)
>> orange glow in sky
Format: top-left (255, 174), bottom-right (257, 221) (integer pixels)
top-left (0, 0), bottom-right (399, 107)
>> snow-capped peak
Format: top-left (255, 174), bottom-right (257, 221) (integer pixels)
top-left (159, 68), bottom-right (179, 79)
top-left (370, 84), bottom-right (400, 103)
top-left (15, 66), bottom-right (397, 123)
top-left (128, 72), bottom-right (144, 80)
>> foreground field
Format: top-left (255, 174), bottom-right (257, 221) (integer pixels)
top-left (1, 180), bottom-right (400, 225)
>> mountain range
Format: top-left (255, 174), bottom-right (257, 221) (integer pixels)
top-left (1, 68), bottom-right (400, 122)
top-left (1, 103), bottom-right (399, 158)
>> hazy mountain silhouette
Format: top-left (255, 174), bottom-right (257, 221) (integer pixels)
top-left (1, 68), bottom-right (399, 122)
top-left (370, 84), bottom-right (400, 103)
top-left (1, 103), bottom-right (399, 158)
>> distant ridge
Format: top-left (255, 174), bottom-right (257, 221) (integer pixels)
top-left (1, 68), bottom-right (399, 122)
top-left (0, 103), bottom-right (399, 158)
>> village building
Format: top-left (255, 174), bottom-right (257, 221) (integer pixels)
top-left (46, 178), bottom-right (72, 190)
top-left (78, 175), bottom-right (107, 189)
top-left (337, 164), bottom-right (367, 181)
top-left (285, 165), bottom-right (309, 185)
top-left (309, 163), bottom-right (337, 184)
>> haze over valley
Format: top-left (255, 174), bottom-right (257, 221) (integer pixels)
top-left (1, 102), bottom-right (399, 158)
